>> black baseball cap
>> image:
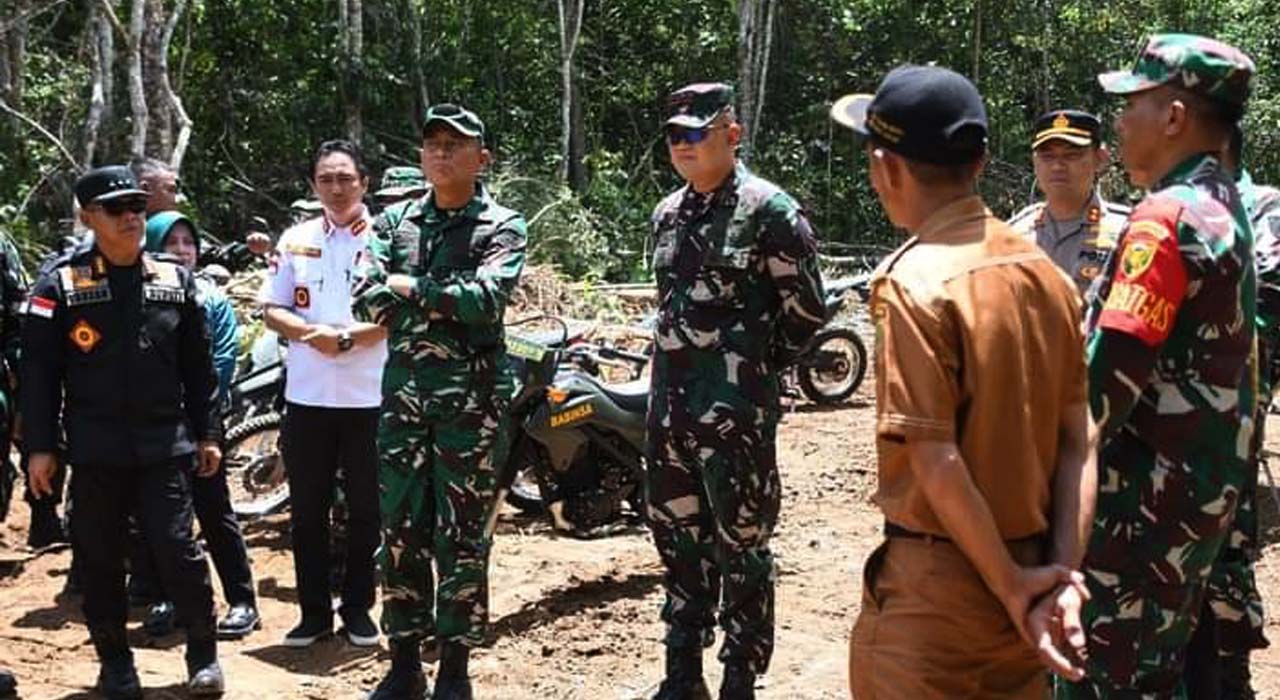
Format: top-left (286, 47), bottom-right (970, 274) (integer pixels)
top-left (830, 65), bottom-right (988, 165)
top-left (1032, 109), bottom-right (1102, 149)
top-left (74, 165), bottom-right (147, 207)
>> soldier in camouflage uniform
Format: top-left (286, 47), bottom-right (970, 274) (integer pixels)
top-left (354, 104), bottom-right (525, 700)
top-left (645, 83), bottom-right (825, 700)
top-left (1192, 127), bottom-right (1277, 700)
top-left (1058, 34), bottom-right (1257, 700)
top-left (374, 166), bottom-right (429, 209)
top-left (0, 229), bottom-right (26, 524)
top-left (1008, 109), bottom-right (1130, 297)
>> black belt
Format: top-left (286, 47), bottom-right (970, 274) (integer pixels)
top-left (884, 521), bottom-right (951, 542)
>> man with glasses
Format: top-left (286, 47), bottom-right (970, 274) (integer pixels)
top-left (258, 140), bottom-right (388, 651)
top-left (1009, 109), bottom-right (1129, 297)
top-left (644, 82), bottom-right (825, 700)
top-left (354, 103), bottom-right (526, 700)
top-left (21, 165), bottom-right (226, 698)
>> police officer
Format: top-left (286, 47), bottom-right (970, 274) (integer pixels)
top-left (354, 103), bottom-right (526, 700)
top-left (258, 140), bottom-right (388, 650)
top-left (644, 83), bottom-right (826, 700)
top-left (833, 65), bottom-right (1095, 700)
top-left (21, 165), bottom-right (225, 698)
top-left (130, 211), bottom-right (261, 641)
top-left (1059, 34), bottom-right (1256, 700)
top-left (1008, 109), bottom-right (1129, 296)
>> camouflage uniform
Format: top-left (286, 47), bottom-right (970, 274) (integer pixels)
top-left (646, 159), bottom-right (826, 673)
top-left (1204, 170), bottom-right (1278, 667)
top-left (1008, 193), bottom-right (1128, 296)
top-left (352, 183), bottom-right (526, 647)
top-left (0, 231), bottom-right (26, 519)
top-left (1058, 34), bottom-right (1256, 700)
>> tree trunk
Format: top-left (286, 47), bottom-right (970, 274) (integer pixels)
top-left (4, 0), bottom-right (30, 108)
top-left (126, 0), bottom-right (148, 157)
top-left (737, 0), bottom-right (776, 162)
top-left (143, 0), bottom-right (173, 157)
top-left (82, 2), bottom-right (111, 167)
top-left (338, 0), bottom-right (364, 144)
top-left (157, 0), bottom-right (191, 169)
top-left (407, 0), bottom-right (428, 125)
top-left (557, 0), bottom-right (586, 192)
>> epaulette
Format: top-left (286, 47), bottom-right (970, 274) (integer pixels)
top-left (1007, 203), bottom-right (1043, 233)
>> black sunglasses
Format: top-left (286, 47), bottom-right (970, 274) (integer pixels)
top-left (666, 124), bottom-right (728, 146)
top-left (96, 197), bottom-right (148, 216)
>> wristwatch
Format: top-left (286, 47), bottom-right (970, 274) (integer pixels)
top-left (337, 330), bottom-right (354, 353)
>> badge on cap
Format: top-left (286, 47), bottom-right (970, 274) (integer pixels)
top-left (70, 319), bottom-right (102, 353)
top-left (1053, 113), bottom-right (1070, 130)
top-left (294, 286), bottom-right (311, 309)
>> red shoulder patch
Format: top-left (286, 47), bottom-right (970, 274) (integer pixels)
top-left (1097, 198), bottom-right (1186, 347)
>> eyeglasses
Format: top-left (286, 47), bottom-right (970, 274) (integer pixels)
top-left (94, 198), bottom-right (148, 216)
top-left (666, 124), bottom-right (728, 146)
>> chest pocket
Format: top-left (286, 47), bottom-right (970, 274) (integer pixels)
top-left (291, 254), bottom-right (325, 287)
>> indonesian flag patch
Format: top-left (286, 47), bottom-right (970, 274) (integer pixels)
top-left (26, 296), bottom-right (56, 319)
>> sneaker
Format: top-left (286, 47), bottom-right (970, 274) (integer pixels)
top-left (339, 608), bottom-right (380, 647)
top-left (216, 603), bottom-right (262, 640)
top-left (282, 616), bottom-right (333, 648)
top-left (143, 601), bottom-right (177, 637)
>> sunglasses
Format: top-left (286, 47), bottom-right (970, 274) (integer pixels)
top-left (666, 124), bottom-right (728, 146)
top-left (95, 198), bottom-right (148, 216)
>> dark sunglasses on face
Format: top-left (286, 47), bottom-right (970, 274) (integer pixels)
top-left (666, 124), bottom-right (727, 146)
top-left (96, 197), bottom-right (148, 216)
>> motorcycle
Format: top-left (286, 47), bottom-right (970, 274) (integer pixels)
top-left (498, 317), bottom-right (651, 537)
top-left (222, 329), bottom-right (288, 518)
top-left (784, 275), bottom-right (870, 405)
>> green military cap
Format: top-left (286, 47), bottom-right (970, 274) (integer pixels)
top-left (423, 103), bottom-right (486, 140)
top-left (664, 82), bottom-right (735, 129)
top-left (1032, 109), bottom-right (1102, 149)
top-left (375, 166), bottom-right (427, 199)
top-left (1098, 33), bottom-right (1254, 110)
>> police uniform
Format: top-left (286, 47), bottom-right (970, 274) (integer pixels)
top-left (258, 203), bottom-right (387, 641)
top-left (20, 166), bottom-right (223, 695)
top-left (1007, 109), bottom-right (1129, 297)
top-left (833, 67), bottom-right (1086, 700)
top-left (1060, 35), bottom-right (1257, 699)
top-left (645, 83), bottom-right (826, 700)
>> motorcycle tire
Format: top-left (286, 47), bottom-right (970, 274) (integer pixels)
top-left (223, 412), bottom-right (290, 518)
top-left (497, 434), bottom-right (547, 514)
top-left (798, 327), bottom-right (868, 405)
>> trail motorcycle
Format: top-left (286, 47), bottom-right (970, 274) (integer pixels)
top-left (785, 275), bottom-right (870, 405)
top-left (498, 318), bottom-right (650, 537)
top-left (222, 330), bottom-right (289, 518)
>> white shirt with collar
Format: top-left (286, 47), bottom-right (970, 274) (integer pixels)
top-left (258, 209), bottom-right (387, 408)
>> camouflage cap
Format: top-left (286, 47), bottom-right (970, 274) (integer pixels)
top-left (375, 166), bottom-right (427, 199)
top-left (664, 83), bottom-right (735, 129)
top-left (423, 103), bottom-right (485, 140)
top-left (1098, 33), bottom-right (1254, 110)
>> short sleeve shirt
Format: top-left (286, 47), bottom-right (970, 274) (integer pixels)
top-left (259, 210), bottom-right (387, 408)
top-left (872, 196), bottom-right (1086, 539)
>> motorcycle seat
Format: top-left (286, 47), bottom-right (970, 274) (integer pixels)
top-left (595, 378), bottom-right (650, 413)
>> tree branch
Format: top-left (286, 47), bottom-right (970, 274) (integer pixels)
top-left (0, 96), bottom-right (80, 169)
top-left (94, 0), bottom-right (127, 43)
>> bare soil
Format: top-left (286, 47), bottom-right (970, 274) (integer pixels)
top-left (1, 397), bottom-right (1278, 699)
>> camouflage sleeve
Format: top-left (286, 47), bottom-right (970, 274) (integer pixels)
top-left (761, 194), bottom-right (826, 364)
top-left (350, 214), bottom-right (403, 326)
top-left (413, 216), bottom-right (527, 326)
top-left (1088, 197), bottom-right (1187, 439)
top-left (0, 235), bottom-right (28, 382)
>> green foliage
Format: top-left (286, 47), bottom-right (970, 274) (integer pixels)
top-left (4, 0), bottom-right (1280, 279)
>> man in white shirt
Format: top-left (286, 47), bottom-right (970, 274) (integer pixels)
top-left (258, 139), bottom-right (388, 648)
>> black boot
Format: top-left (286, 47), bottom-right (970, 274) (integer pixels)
top-left (1221, 651), bottom-right (1257, 700)
top-left (90, 629), bottom-right (142, 700)
top-left (651, 644), bottom-right (710, 700)
top-left (368, 639), bottom-right (428, 700)
top-left (431, 642), bottom-right (473, 700)
top-left (26, 500), bottom-right (66, 549)
top-left (718, 662), bottom-right (756, 700)
top-left (0, 667), bottom-right (16, 698)
top-left (186, 637), bottom-right (224, 697)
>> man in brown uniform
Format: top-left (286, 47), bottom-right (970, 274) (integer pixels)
top-left (831, 65), bottom-right (1098, 699)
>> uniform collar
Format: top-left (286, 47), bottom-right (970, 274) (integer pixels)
top-left (913, 195), bottom-right (991, 242)
top-left (1155, 152), bottom-right (1223, 191)
top-left (321, 205), bottom-right (373, 237)
top-left (1038, 191), bottom-right (1104, 231)
top-left (679, 160), bottom-right (747, 211)
top-left (416, 183), bottom-right (493, 225)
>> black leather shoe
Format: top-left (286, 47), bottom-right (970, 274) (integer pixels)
top-left (340, 607), bottom-right (380, 647)
top-left (367, 639), bottom-right (428, 700)
top-left (26, 503), bottom-right (66, 549)
top-left (0, 667), bottom-right (16, 698)
top-left (97, 658), bottom-right (143, 700)
top-left (282, 616), bottom-right (333, 648)
top-left (431, 642), bottom-right (473, 700)
top-left (187, 660), bottom-right (225, 697)
top-left (718, 662), bottom-right (756, 700)
top-left (217, 603), bottom-right (262, 640)
top-left (143, 600), bottom-right (177, 637)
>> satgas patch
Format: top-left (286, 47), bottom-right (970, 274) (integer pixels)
top-left (69, 318), bottom-right (102, 353)
top-left (294, 286), bottom-right (312, 309)
top-left (1121, 240), bottom-right (1157, 279)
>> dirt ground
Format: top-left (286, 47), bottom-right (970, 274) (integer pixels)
top-left (1, 394), bottom-right (1279, 699)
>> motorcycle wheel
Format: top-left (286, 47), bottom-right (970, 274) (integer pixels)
top-left (798, 327), bottom-right (868, 405)
top-left (500, 436), bottom-right (547, 514)
top-left (224, 412), bottom-right (290, 518)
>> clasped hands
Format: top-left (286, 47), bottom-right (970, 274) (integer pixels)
top-left (997, 564), bottom-right (1091, 681)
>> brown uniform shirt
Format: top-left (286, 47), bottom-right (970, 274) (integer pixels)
top-left (870, 195), bottom-right (1086, 540)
